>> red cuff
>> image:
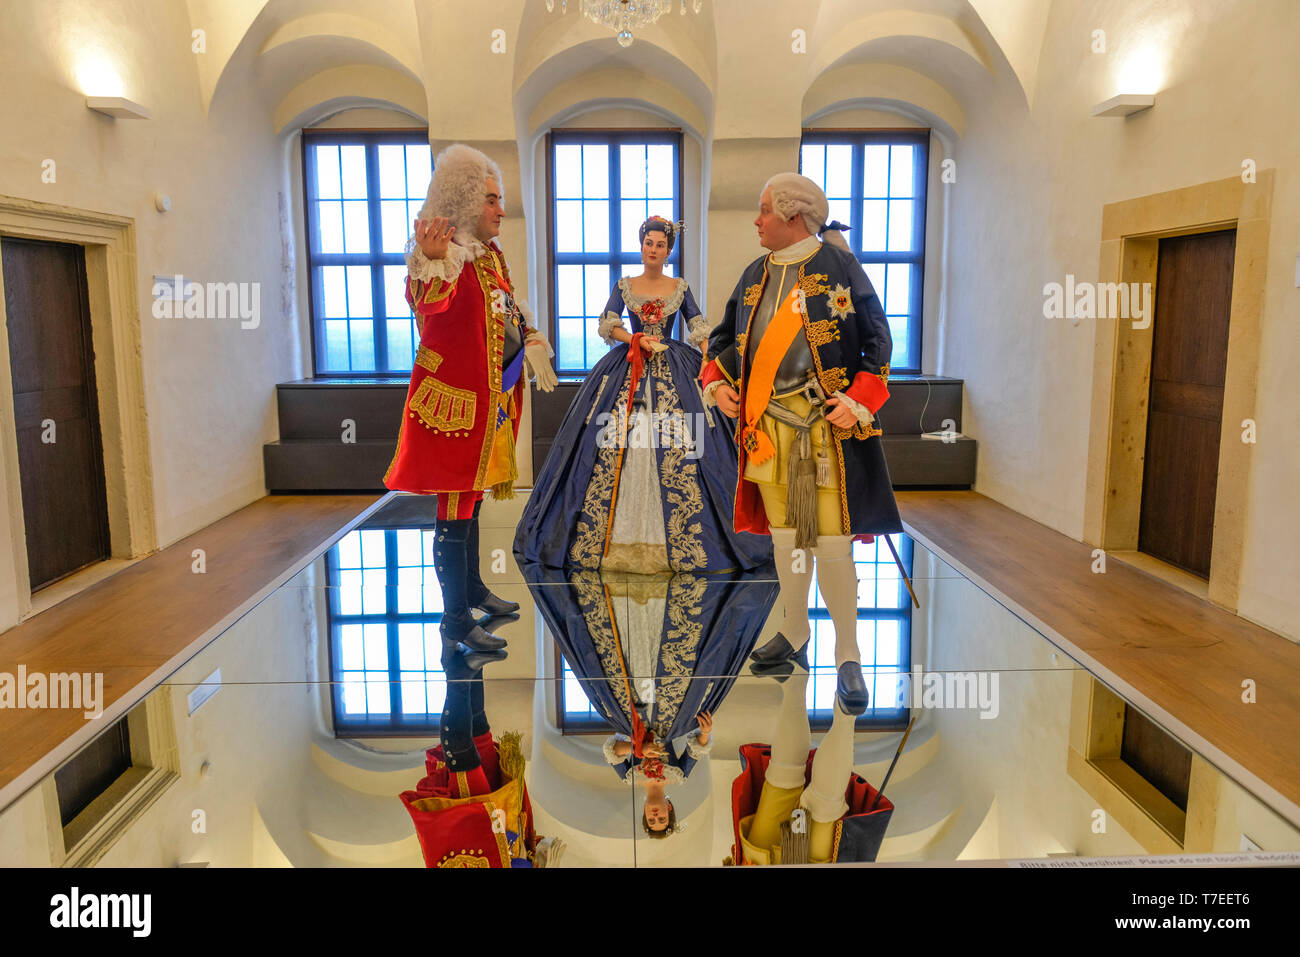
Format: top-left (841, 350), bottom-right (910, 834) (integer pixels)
top-left (845, 370), bottom-right (890, 414)
top-left (700, 358), bottom-right (725, 388)
top-left (406, 276), bottom-right (454, 318)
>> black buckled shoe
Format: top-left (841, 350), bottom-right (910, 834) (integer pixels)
top-left (459, 646), bottom-right (508, 670)
top-left (442, 623), bottom-right (506, 653)
top-left (749, 632), bottom-right (805, 666)
top-left (749, 643), bottom-right (809, 682)
top-left (472, 592), bottom-right (520, 617)
top-left (836, 661), bottom-right (869, 715)
top-left (476, 609), bottom-right (521, 630)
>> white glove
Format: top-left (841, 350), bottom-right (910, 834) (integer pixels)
top-left (523, 333), bottom-right (557, 392)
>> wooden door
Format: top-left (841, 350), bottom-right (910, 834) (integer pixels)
top-left (1, 237), bottom-right (110, 589)
top-left (1138, 230), bottom-right (1236, 578)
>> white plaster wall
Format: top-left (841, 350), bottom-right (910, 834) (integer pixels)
top-left (940, 0), bottom-right (1300, 639)
top-left (0, 0), bottom-right (298, 630)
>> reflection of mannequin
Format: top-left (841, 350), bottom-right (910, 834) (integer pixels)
top-left (399, 647), bottom-right (560, 867)
top-left (521, 561), bottom-right (779, 841)
top-left (599, 575), bottom-right (713, 784)
top-left (600, 576), bottom-right (712, 839)
top-left (742, 663), bottom-right (855, 862)
top-left (729, 660), bottom-right (893, 865)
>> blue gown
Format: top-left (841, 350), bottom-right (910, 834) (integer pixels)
top-left (514, 277), bottom-right (772, 573)
top-left (521, 561), bottom-right (780, 782)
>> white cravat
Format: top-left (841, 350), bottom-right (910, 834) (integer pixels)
top-left (770, 234), bottom-right (821, 264)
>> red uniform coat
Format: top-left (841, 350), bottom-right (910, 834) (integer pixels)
top-left (399, 733), bottom-right (538, 868)
top-left (729, 742), bottom-right (894, 864)
top-left (700, 243), bottom-right (902, 540)
top-left (384, 240), bottom-right (529, 497)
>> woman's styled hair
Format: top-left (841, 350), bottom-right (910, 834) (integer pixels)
top-left (415, 143), bottom-right (505, 241)
top-left (762, 172), bottom-right (851, 251)
top-left (639, 215), bottom-right (684, 253)
top-left (641, 799), bottom-right (678, 839)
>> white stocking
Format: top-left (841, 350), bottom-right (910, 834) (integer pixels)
top-left (801, 701), bottom-right (855, 823)
top-left (771, 526), bottom-right (812, 651)
top-left (814, 535), bottom-right (861, 668)
top-left (766, 663), bottom-right (812, 790)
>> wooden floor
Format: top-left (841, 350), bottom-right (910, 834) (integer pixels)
top-left (897, 490), bottom-right (1300, 827)
top-left (0, 493), bottom-right (386, 810)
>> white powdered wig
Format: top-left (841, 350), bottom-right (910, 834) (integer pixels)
top-left (763, 172), bottom-right (851, 251)
top-left (415, 143), bottom-right (505, 241)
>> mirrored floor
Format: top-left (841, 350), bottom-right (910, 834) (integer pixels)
top-left (4, 496), bottom-right (1298, 867)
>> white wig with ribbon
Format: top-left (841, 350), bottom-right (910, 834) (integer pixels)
top-left (763, 172), bottom-right (851, 251)
top-left (415, 143), bottom-right (505, 242)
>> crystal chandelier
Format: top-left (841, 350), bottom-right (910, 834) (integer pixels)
top-left (546, 0), bottom-right (703, 48)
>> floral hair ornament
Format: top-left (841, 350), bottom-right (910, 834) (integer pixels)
top-left (640, 215), bottom-right (687, 252)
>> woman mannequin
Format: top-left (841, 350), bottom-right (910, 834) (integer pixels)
top-left (515, 216), bottom-right (770, 573)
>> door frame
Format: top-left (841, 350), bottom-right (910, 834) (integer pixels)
top-left (0, 195), bottom-right (156, 619)
top-left (1083, 172), bottom-right (1273, 612)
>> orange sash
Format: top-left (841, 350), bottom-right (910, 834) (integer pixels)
top-left (740, 285), bottom-right (804, 465)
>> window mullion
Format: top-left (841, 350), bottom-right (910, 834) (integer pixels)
top-left (608, 139), bottom-right (620, 308)
top-left (851, 140), bottom-right (865, 264)
top-left (365, 142), bottom-right (389, 372)
top-left (384, 529), bottom-right (401, 719)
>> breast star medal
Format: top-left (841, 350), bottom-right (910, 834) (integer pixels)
top-left (827, 284), bottom-right (855, 321)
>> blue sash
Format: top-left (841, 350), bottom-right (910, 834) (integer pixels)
top-left (497, 347), bottom-right (525, 430)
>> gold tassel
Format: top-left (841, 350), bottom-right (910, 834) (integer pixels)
top-left (780, 818), bottom-right (810, 865)
top-left (490, 479), bottom-right (515, 500)
top-left (498, 730), bottom-right (526, 782)
top-left (786, 431), bottom-right (819, 551)
top-left (815, 422), bottom-right (832, 486)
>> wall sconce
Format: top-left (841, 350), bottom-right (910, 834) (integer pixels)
top-left (1091, 94), bottom-right (1155, 118)
top-left (86, 96), bottom-right (152, 120)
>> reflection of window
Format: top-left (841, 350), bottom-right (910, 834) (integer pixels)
top-left (55, 717), bottom-right (132, 827)
top-left (807, 534), bottom-right (913, 730)
top-left (303, 131), bottom-right (433, 375)
top-left (325, 526), bottom-right (447, 734)
top-left (50, 693), bottom-right (180, 866)
top-left (556, 647), bottom-right (612, 734)
top-left (800, 131), bottom-right (929, 374)
top-left (548, 129), bottom-right (683, 375)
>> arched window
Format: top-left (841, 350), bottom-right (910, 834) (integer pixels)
top-left (547, 128), bottom-right (683, 374)
top-left (302, 131), bottom-right (433, 375)
top-left (800, 131), bottom-right (929, 374)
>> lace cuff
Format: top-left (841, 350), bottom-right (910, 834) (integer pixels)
top-left (702, 379), bottom-right (727, 409)
top-left (597, 311), bottom-right (628, 346)
top-left (685, 314), bottom-right (715, 349)
top-left (832, 390), bottom-right (874, 428)
top-left (405, 241), bottom-right (470, 285)
top-left (685, 736), bottom-right (713, 759)
top-left (603, 733), bottom-right (629, 765)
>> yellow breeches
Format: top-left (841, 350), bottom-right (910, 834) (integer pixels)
top-left (740, 780), bottom-right (839, 865)
top-left (743, 392), bottom-right (843, 534)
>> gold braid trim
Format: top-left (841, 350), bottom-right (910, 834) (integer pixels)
top-left (472, 251), bottom-right (506, 487)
